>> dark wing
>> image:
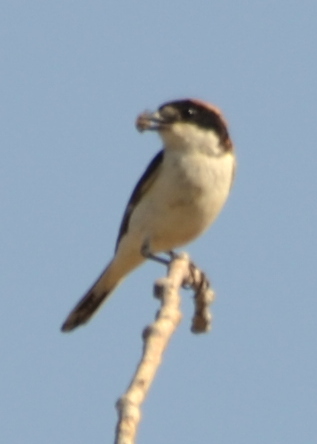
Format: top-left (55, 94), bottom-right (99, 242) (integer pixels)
top-left (115, 150), bottom-right (164, 251)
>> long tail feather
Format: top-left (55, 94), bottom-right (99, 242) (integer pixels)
top-left (61, 284), bottom-right (117, 332)
top-left (61, 260), bottom-right (123, 332)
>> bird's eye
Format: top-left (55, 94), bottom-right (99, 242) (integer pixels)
top-left (182, 107), bottom-right (197, 119)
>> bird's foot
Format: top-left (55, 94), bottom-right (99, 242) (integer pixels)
top-left (141, 241), bottom-right (178, 265)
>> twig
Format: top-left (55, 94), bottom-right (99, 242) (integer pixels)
top-left (187, 262), bottom-right (215, 333)
top-left (114, 253), bottom-right (214, 444)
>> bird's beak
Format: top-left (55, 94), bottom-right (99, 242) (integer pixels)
top-left (136, 110), bottom-right (168, 132)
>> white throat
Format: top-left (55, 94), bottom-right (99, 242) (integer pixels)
top-left (159, 122), bottom-right (225, 157)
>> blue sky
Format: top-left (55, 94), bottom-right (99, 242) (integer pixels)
top-left (1, 1), bottom-right (317, 443)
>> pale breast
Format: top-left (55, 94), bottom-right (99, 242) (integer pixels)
top-left (128, 150), bottom-right (234, 252)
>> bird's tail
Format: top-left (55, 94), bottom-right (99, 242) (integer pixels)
top-left (61, 260), bottom-right (123, 332)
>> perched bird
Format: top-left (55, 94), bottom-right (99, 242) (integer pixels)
top-left (61, 98), bottom-right (235, 332)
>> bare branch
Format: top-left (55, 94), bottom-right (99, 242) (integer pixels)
top-left (187, 263), bottom-right (215, 333)
top-left (114, 253), bottom-right (214, 444)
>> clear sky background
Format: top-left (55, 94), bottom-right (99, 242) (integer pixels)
top-left (1, 1), bottom-right (317, 443)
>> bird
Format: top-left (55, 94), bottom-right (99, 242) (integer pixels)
top-left (61, 98), bottom-right (236, 332)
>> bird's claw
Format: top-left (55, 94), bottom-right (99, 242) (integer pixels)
top-left (141, 241), bottom-right (178, 266)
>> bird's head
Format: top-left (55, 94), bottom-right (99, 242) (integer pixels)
top-left (136, 99), bottom-right (233, 155)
